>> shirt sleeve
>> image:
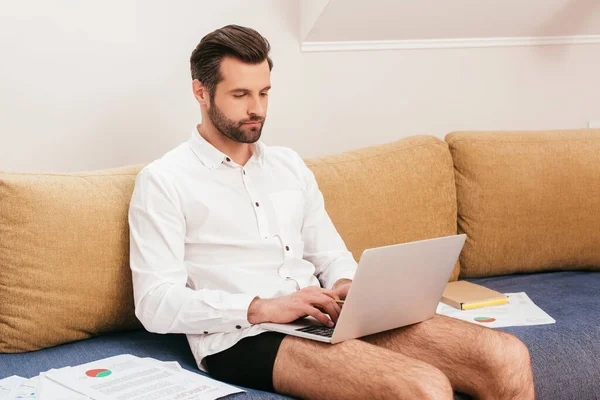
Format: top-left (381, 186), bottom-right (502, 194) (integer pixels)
top-left (128, 166), bottom-right (257, 335)
top-left (298, 156), bottom-right (358, 289)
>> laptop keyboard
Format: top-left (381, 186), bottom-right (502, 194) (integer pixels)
top-left (295, 325), bottom-right (335, 337)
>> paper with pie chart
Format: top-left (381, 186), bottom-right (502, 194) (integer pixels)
top-left (44, 354), bottom-right (243, 400)
top-left (436, 292), bottom-right (555, 328)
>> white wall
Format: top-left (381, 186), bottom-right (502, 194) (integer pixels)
top-left (307, 0), bottom-right (600, 41)
top-left (1, 0), bottom-right (599, 172)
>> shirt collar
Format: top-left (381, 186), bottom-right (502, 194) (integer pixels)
top-left (188, 126), bottom-right (266, 169)
top-left (253, 140), bottom-right (266, 165)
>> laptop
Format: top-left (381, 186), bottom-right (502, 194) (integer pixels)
top-left (261, 233), bottom-right (467, 343)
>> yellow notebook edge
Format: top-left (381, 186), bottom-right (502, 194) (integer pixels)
top-left (461, 298), bottom-right (508, 310)
top-left (439, 297), bottom-right (462, 310)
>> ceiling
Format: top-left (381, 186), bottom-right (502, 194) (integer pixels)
top-left (301, 0), bottom-right (600, 42)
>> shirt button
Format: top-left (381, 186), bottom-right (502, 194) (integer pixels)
top-left (203, 331), bottom-right (208, 334)
top-left (236, 325), bottom-right (242, 330)
top-left (285, 245), bottom-right (290, 251)
top-left (255, 202), bottom-right (260, 207)
top-left (243, 170), bottom-right (246, 175)
top-left (226, 157), bottom-right (231, 162)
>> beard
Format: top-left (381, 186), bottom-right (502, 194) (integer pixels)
top-left (207, 102), bottom-right (265, 144)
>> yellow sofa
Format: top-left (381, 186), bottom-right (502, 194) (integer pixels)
top-left (1, 129), bottom-right (599, 399)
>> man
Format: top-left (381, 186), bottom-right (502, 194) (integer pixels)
top-left (128, 25), bottom-right (535, 400)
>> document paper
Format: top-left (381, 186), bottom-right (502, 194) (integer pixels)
top-left (45, 354), bottom-right (243, 400)
top-left (436, 292), bottom-right (555, 328)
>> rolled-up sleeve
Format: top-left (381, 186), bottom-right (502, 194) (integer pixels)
top-left (128, 167), bottom-right (256, 334)
top-left (298, 158), bottom-right (357, 289)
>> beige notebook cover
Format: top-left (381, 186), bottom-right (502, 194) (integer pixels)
top-left (441, 281), bottom-right (508, 310)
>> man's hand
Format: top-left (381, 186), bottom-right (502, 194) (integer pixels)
top-left (247, 286), bottom-right (341, 327)
top-left (332, 279), bottom-right (352, 300)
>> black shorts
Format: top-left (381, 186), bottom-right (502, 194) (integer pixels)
top-left (204, 331), bottom-right (287, 392)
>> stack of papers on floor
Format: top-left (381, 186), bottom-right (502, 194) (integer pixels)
top-left (436, 292), bottom-right (556, 328)
top-left (0, 354), bottom-right (243, 400)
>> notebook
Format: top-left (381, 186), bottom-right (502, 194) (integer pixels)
top-left (441, 281), bottom-right (508, 310)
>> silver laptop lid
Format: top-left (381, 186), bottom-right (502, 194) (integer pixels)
top-left (331, 234), bottom-right (467, 343)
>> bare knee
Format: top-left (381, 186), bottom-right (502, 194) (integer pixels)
top-left (486, 333), bottom-right (535, 399)
top-left (388, 363), bottom-right (453, 400)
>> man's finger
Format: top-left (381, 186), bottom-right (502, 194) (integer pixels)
top-left (318, 301), bottom-right (341, 324)
top-left (305, 306), bottom-right (334, 327)
top-left (314, 294), bottom-right (341, 323)
top-left (320, 289), bottom-right (341, 301)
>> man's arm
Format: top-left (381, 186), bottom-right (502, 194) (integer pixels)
top-left (128, 167), bottom-right (257, 335)
top-left (333, 278), bottom-right (352, 290)
top-left (246, 286), bottom-right (342, 327)
top-left (296, 153), bottom-right (358, 290)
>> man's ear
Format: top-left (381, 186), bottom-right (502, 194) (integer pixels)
top-left (192, 79), bottom-right (210, 108)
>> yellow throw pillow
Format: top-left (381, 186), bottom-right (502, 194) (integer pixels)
top-left (0, 164), bottom-right (146, 353)
top-left (305, 135), bottom-right (460, 281)
top-left (446, 129), bottom-right (600, 277)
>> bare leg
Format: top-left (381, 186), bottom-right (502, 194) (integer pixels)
top-left (361, 315), bottom-right (535, 400)
top-left (273, 335), bottom-right (453, 400)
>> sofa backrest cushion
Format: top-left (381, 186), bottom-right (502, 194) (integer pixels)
top-left (305, 135), bottom-right (460, 281)
top-left (446, 129), bottom-right (600, 277)
top-left (0, 135), bottom-right (459, 353)
top-left (0, 165), bottom-right (145, 352)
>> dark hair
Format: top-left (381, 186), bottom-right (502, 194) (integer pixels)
top-left (190, 25), bottom-right (273, 99)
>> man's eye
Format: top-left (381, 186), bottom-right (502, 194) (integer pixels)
top-left (260, 92), bottom-right (268, 97)
top-left (233, 94), bottom-right (245, 98)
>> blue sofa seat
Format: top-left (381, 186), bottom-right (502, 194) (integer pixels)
top-left (469, 271), bottom-right (600, 399)
top-left (1, 271), bottom-right (598, 399)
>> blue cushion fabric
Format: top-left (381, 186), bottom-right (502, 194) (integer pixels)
top-left (1, 271), bottom-right (597, 399)
top-left (468, 271), bottom-right (600, 399)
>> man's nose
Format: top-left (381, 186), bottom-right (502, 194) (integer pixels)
top-left (247, 96), bottom-right (265, 117)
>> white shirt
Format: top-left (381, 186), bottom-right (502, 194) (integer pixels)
top-left (128, 126), bottom-right (357, 371)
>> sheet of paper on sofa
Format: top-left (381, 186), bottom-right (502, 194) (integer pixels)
top-left (435, 292), bottom-right (555, 328)
top-left (0, 360), bottom-right (184, 400)
top-left (38, 373), bottom-right (90, 399)
top-left (2, 376), bottom-right (38, 400)
top-left (2, 355), bottom-right (243, 400)
top-left (0, 376), bottom-right (27, 399)
top-left (47, 354), bottom-right (244, 400)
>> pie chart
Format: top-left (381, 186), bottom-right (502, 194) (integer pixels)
top-left (85, 368), bottom-right (112, 378)
top-left (474, 316), bottom-right (496, 323)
